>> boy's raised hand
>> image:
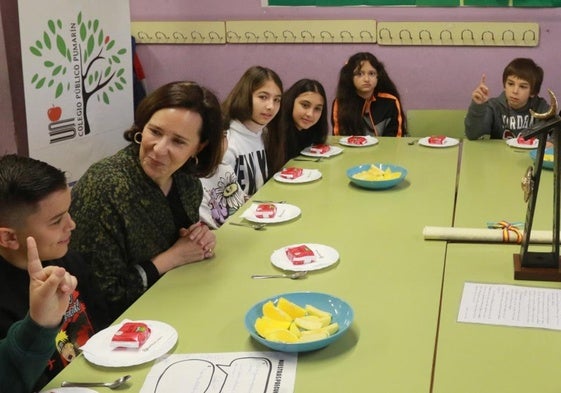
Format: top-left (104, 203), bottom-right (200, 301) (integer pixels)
top-left (26, 236), bottom-right (77, 328)
top-left (472, 74), bottom-right (489, 104)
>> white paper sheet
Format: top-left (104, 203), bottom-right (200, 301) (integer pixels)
top-left (458, 282), bottom-right (561, 330)
top-left (140, 351), bottom-right (297, 393)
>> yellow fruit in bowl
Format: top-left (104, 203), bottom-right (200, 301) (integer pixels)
top-left (277, 297), bottom-right (307, 319)
top-left (294, 316), bottom-right (323, 331)
top-left (254, 297), bottom-right (339, 344)
top-left (305, 304), bottom-right (332, 320)
top-left (266, 329), bottom-right (299, 343)
top-left (262, 300), bottom-right (292, 322)
top-left (255, 316), bottom-right (291, 338)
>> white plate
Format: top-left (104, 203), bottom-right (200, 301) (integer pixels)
top-left (300, 145), bottom-right (343, 158)
top-left (270, 243), bottom-right (339, 272)
top-left (339, 135), bottom-right (379, 147)
top-left (418, 137), bottom-right (460, 148)
top-left (506, 138), bottom-right (539, 149)
top-left (241, 203), bottom-right (301, 223)
top-left (273, 169), bottom-right (322, 184)
top-left (80, 320), bottom-right (177, 367)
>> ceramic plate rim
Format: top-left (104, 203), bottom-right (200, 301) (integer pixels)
top-left (506, 138), bottom-right (539, 149)
top-left (300, 145), bottom-right (343, 157)
top-left (270, 243), bottom-right (339, 271)
top-left (273, 169), bottom-right (322, 184)
top-left (81, 320), bottom-right (178, 367)
top-left (241, 203), bottom-right (301, 223)
top-left (418, 137), bottom-right (460, 148)
top-left (338, 135), bottom-right (379, 147)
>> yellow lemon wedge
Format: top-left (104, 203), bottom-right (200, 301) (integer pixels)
top-left (255, 316), bottom-right (291, 338)
top-left (277, 297), bottom-right (307, 319)
top-left (262, 300), bottom-right (292, 322)
top-left (265, 329), bottom-right (299, 343)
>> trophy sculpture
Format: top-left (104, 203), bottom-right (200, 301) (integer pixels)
top-left (514, 89), bottom-right (561, 281)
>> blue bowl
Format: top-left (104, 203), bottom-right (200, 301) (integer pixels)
top-left (244, 291), bottom-right (354, 353)
top-left (529, 147), bottom-right (554, 170)
top-left (346, 163), bottom-right (407, 190)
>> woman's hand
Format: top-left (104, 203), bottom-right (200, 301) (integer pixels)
top-left (152, 223), bottom-right (217, 274)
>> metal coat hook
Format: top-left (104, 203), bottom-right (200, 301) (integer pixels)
top-left (283, 30), bottom-right (297, 41)
top-left (461, 29), bottom-right (475, 41)
top-left (227, 31), bottom-right (241, 41)
top-left (522, 29), bottom-right (536, 42)
top-left (320, 31), bottom-right (334, 41)
top-left (340, 30), bottom-right (353, 40)
top-left (360, 30), bottom-right (374, 41)
top-left (501, 29), bottom-right (515, 42)
top-left (245, 31), bottom-right (259, 41)
top-left (191, 31), bottom-right (204, 41)
top-left (378, 28), bottom-right (392, 40)
top-left (209, 31), bottom-right (222, 41)
top-left (263, 30), bottom-right (278, 41)
top-left (172, 32), bottom-right (187, 40)
top-left (137, 31), bottom-right (152, 40)
top-left (439, 29), bottom-right (452, 42)
top-left (155, 31), bottom-right (170, 40)
top-left (481, 30), bottom-right (495, 42)
top-left (419, 29), bottom-right (432, 41)
top-left (301, 30), bottom-right (314, 40)
top-left (399, 29), bottom-right (412, 41)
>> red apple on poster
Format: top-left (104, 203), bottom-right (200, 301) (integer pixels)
top-left (47, 105), bottom-right (62, 122)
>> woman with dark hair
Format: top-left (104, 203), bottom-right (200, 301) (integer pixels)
top-left (332, 52), bottom-right (406, 137)
top-left (265, 79), bottom-right (328, 174)
top-left (222, 66), bottom-right (283, 196)
top-left (70, 81), bottom-right (223, 319)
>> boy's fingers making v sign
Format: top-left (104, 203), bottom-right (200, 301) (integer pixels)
top-left (472, 74), bottom-right (489, 104)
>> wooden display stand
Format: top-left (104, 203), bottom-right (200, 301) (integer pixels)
top-left (514, 92), bottom-right (561, 281)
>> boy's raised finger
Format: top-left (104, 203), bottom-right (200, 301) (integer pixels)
top-left (26, 236), bottom-right (45, 281)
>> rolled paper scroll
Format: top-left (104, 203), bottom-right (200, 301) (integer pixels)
top-left (423, 226), bottom-right (558, 244)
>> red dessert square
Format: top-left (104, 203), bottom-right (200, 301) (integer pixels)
top-left (310, 144), bottom-right (330, 154)
top-left (428, 135), bottom-right (447, 145)
top-left (517, 135), bottom-right (536, 145)
top-left (348, 136), bottom-right (368, 145)
top-left (285, 245), bottom-right (316, 265)
top-left (280, 167), bottom-right (303, 179)
top-left (255, 203), bottom-right (277, 219)
top-left (111, 322), bottom-right (151, 349)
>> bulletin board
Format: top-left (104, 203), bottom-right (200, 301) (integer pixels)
top-left (268, 0), bottom-right (561, 6)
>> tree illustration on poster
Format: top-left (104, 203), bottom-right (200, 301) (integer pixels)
top-left (268, 0), bottom-right (561, 5)
top-left (28, 12), bottom-right (128, 135)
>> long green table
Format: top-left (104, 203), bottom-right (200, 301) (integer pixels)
top-left (433, 140), bottom-right (561, 393)
top-left (44, 137), bottom-right (459, 392)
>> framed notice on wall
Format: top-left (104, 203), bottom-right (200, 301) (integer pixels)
top-left (268, 0), bottom-right (561, 5)
top-left (17, 0), bottom-right (132, 184)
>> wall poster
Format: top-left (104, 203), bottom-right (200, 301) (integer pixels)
top-left (18, 0), bottom-right (132, 183)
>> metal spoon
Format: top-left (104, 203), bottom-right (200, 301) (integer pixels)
top-left (251, 271), bottom-right (308, 279)
top-left (61, 375), bottom-right (131, 389)
top-left (229, 222), bottom-right (266, 230)
top-left (294, 157), bottom-right (323, 162)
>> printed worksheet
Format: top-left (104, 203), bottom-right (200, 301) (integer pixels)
top-left (458, 282), bottom-right (561, 330)
top-left (139, 351), bottom-right (297, 393)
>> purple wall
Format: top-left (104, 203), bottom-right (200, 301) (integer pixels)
top-left (130, 0), bottom-right (561, 115)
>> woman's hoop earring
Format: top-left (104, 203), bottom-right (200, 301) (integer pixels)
top-left (133, 132), bottom-right (142, 144)
top-left (192, 156), bottom-right (199, 166)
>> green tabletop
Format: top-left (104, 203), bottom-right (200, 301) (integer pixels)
top-left (433, 139), bottom-right (561, 393)
top-left (45, 137), bottom-right (460, 392)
